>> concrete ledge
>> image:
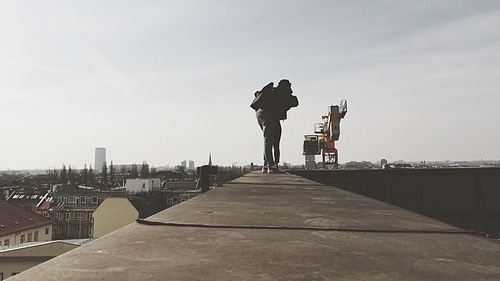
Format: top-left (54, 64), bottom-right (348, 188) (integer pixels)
top-left (10, 171), bottom-right (500, 281)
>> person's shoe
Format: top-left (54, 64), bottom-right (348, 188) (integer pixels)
top-left (268, 165), bottom-right (279, 173)
top-left (261, 166), bottom-right (268, 173)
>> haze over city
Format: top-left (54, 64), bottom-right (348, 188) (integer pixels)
top-left (1, 0), bottom-right (500, 170)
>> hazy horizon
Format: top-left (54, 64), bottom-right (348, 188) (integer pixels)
top-left (1, 1), bottom-right (500, 170)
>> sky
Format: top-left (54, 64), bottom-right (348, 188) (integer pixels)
top-left (1, 0), bottom-right (500, 170)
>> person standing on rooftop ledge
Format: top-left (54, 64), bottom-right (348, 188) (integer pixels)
top-left (250, 79), bottom-right (299, 173)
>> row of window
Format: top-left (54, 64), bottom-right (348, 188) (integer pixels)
top-left (54, 212), bottom-right (93, 221)
top-left (0, 228), bottom-right (49, 247)
top-left (56, 196), bottom-right (102, 206)
top-left (54, 225), bottom-right (92, 237)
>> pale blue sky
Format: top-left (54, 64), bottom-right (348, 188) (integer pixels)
top-left (1, 1), bottom-right (499, 169)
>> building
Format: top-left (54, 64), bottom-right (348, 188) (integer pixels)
top-left (0, 201), bottom-right (53, 248)
top-left (0, 240), bottom-right (85, 280)
top-left (305, 155), bottom-right (317, 170)
top-left (188, 160), bottom-right (195, 170)
top-left (181, 160), bottom-right (187, 168)
top-left (163, 181), bottom-right (200, 208)
top-left (6, 192), bottom-right (52, 214)
top-left (124, 178), bottom-right (161, 193)
top-left (165, 190), bottom-right (200, 208)
top-left (93, 198), bottom-right (139, 238)
top-left (112, 164), bottom-right (137, 174)
top-left (51, 188), bottom-right (126, 240)
top-left (94, 147), bottom-right (106, 173)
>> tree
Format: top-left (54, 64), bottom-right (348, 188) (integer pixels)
top-left (81, 164), bottom-right (89, 185)
top-left (101, 161), bottom-right (107, 177)
top-left (60, 164), bottom-right (68, 185)
top-left (88, 165), bottom-right (95, 185)
top-left (140, 161), bottom-right (150, 178)
top-left (150, 167), bottom-right (158, 176)
top-left (130, 164), bottom-right (138, 178)
top-left (68, 165), bottom-right (75, 185)
top-left (109, 161), bottom-right (115, 185)
top-left (46, 168), bottom-right (60, 183)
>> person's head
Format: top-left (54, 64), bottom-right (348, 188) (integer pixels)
top-left (277, 79), bottom-right (292, 94)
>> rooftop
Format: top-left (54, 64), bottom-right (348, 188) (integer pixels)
top-left (10, 171), bottom-right (500, 280)
top-left (0, 200), bottom-right (53, 237)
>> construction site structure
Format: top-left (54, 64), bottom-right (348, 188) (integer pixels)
top-left (303, 100), bottom-right (347, 169)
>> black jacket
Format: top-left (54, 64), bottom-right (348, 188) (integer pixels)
top-left (250, 82), bottom-right (299, 120)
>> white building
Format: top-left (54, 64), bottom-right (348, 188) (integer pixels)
top-left (188, 160), bottom-right (195, 170)
top-left (124, 178), bottom-right (161, 193)
top-left (94, 148), bottom-right (106, 173)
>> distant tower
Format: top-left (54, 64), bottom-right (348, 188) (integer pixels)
top-left (181, 160), bottom-right (187, 168)
top-left (208, 153), bottom-right (212, 166)
top-left (188, 160), bottom-right (194, 170)
top-left (95, 148), bottom-right (106, 173)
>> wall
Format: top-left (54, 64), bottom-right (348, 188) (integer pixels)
top-left (93, 198), bottom-right (139, 238)
top-left (124, 178), bottom-right (161, 193)
top-left (0, 224), bottom-right (52, 247)
top-left (0, 241), bottom-right (79, 280)
top-left (292, 167), bottom-right (500, 234)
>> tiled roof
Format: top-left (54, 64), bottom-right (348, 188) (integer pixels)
top-left (0, 200), bottom-right (53, 237)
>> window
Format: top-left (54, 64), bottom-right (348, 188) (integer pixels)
top-left (80, 196), bottom-right (86, 205)
top-left (20, 235), bottom-right (25, 244)
top-left (4, 239), bottom-right (9, 246)
top-left (89, 213), bottom-right (93, 221)
top-left (68, 196), bottom-right (75, 204)
top-left (89, 227), bottom-right (93, 237)
top-left (45, 227), bottom-right (49, 235)
top-left (43, 211), bottom-right (49, 217)
top-left (92, 196), bottom-right (98, 205)
top-left (65, 212), bottom-right (70, 220)
top-left (34, 231), bottom-right (39, 242)
top-left (58, 213), bottom-right (63, 220)
top-left (27, 233), bottom-right (32, 242)
top-left (76, 212), bottom-right (84, 220)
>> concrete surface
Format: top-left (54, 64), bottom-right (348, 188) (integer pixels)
top-left (292, 168), bottom-right (500, 234)
top-left (10, 171), bottom-right (500, 281)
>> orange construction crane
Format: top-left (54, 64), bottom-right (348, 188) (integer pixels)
top-left (303, 100), bottom-right (347, 169)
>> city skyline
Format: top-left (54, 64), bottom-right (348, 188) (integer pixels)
top-left (1, 1), bottom-right (500, 170)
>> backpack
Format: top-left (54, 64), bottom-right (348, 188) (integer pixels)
top-left (250, 82), bottom-right (274, 111)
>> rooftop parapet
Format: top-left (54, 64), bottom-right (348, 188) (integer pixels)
top-left (10, 171), bottom-right (500, 280)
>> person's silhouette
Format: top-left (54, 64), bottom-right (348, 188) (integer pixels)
top-left (251, 79), bottom-right (298, 173)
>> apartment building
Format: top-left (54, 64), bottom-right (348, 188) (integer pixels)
top-left (0, 201), bottom-right (53, 248)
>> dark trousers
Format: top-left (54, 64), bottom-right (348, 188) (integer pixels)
top-left (256, 109), bottom-right (282, 167)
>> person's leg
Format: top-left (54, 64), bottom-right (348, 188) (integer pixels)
top-left (257, 112), bottom-right (268, 168)
top-left (256, 110), bottom-right (275, 167)
top-left (273, 119), bottom-right (282, 167)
